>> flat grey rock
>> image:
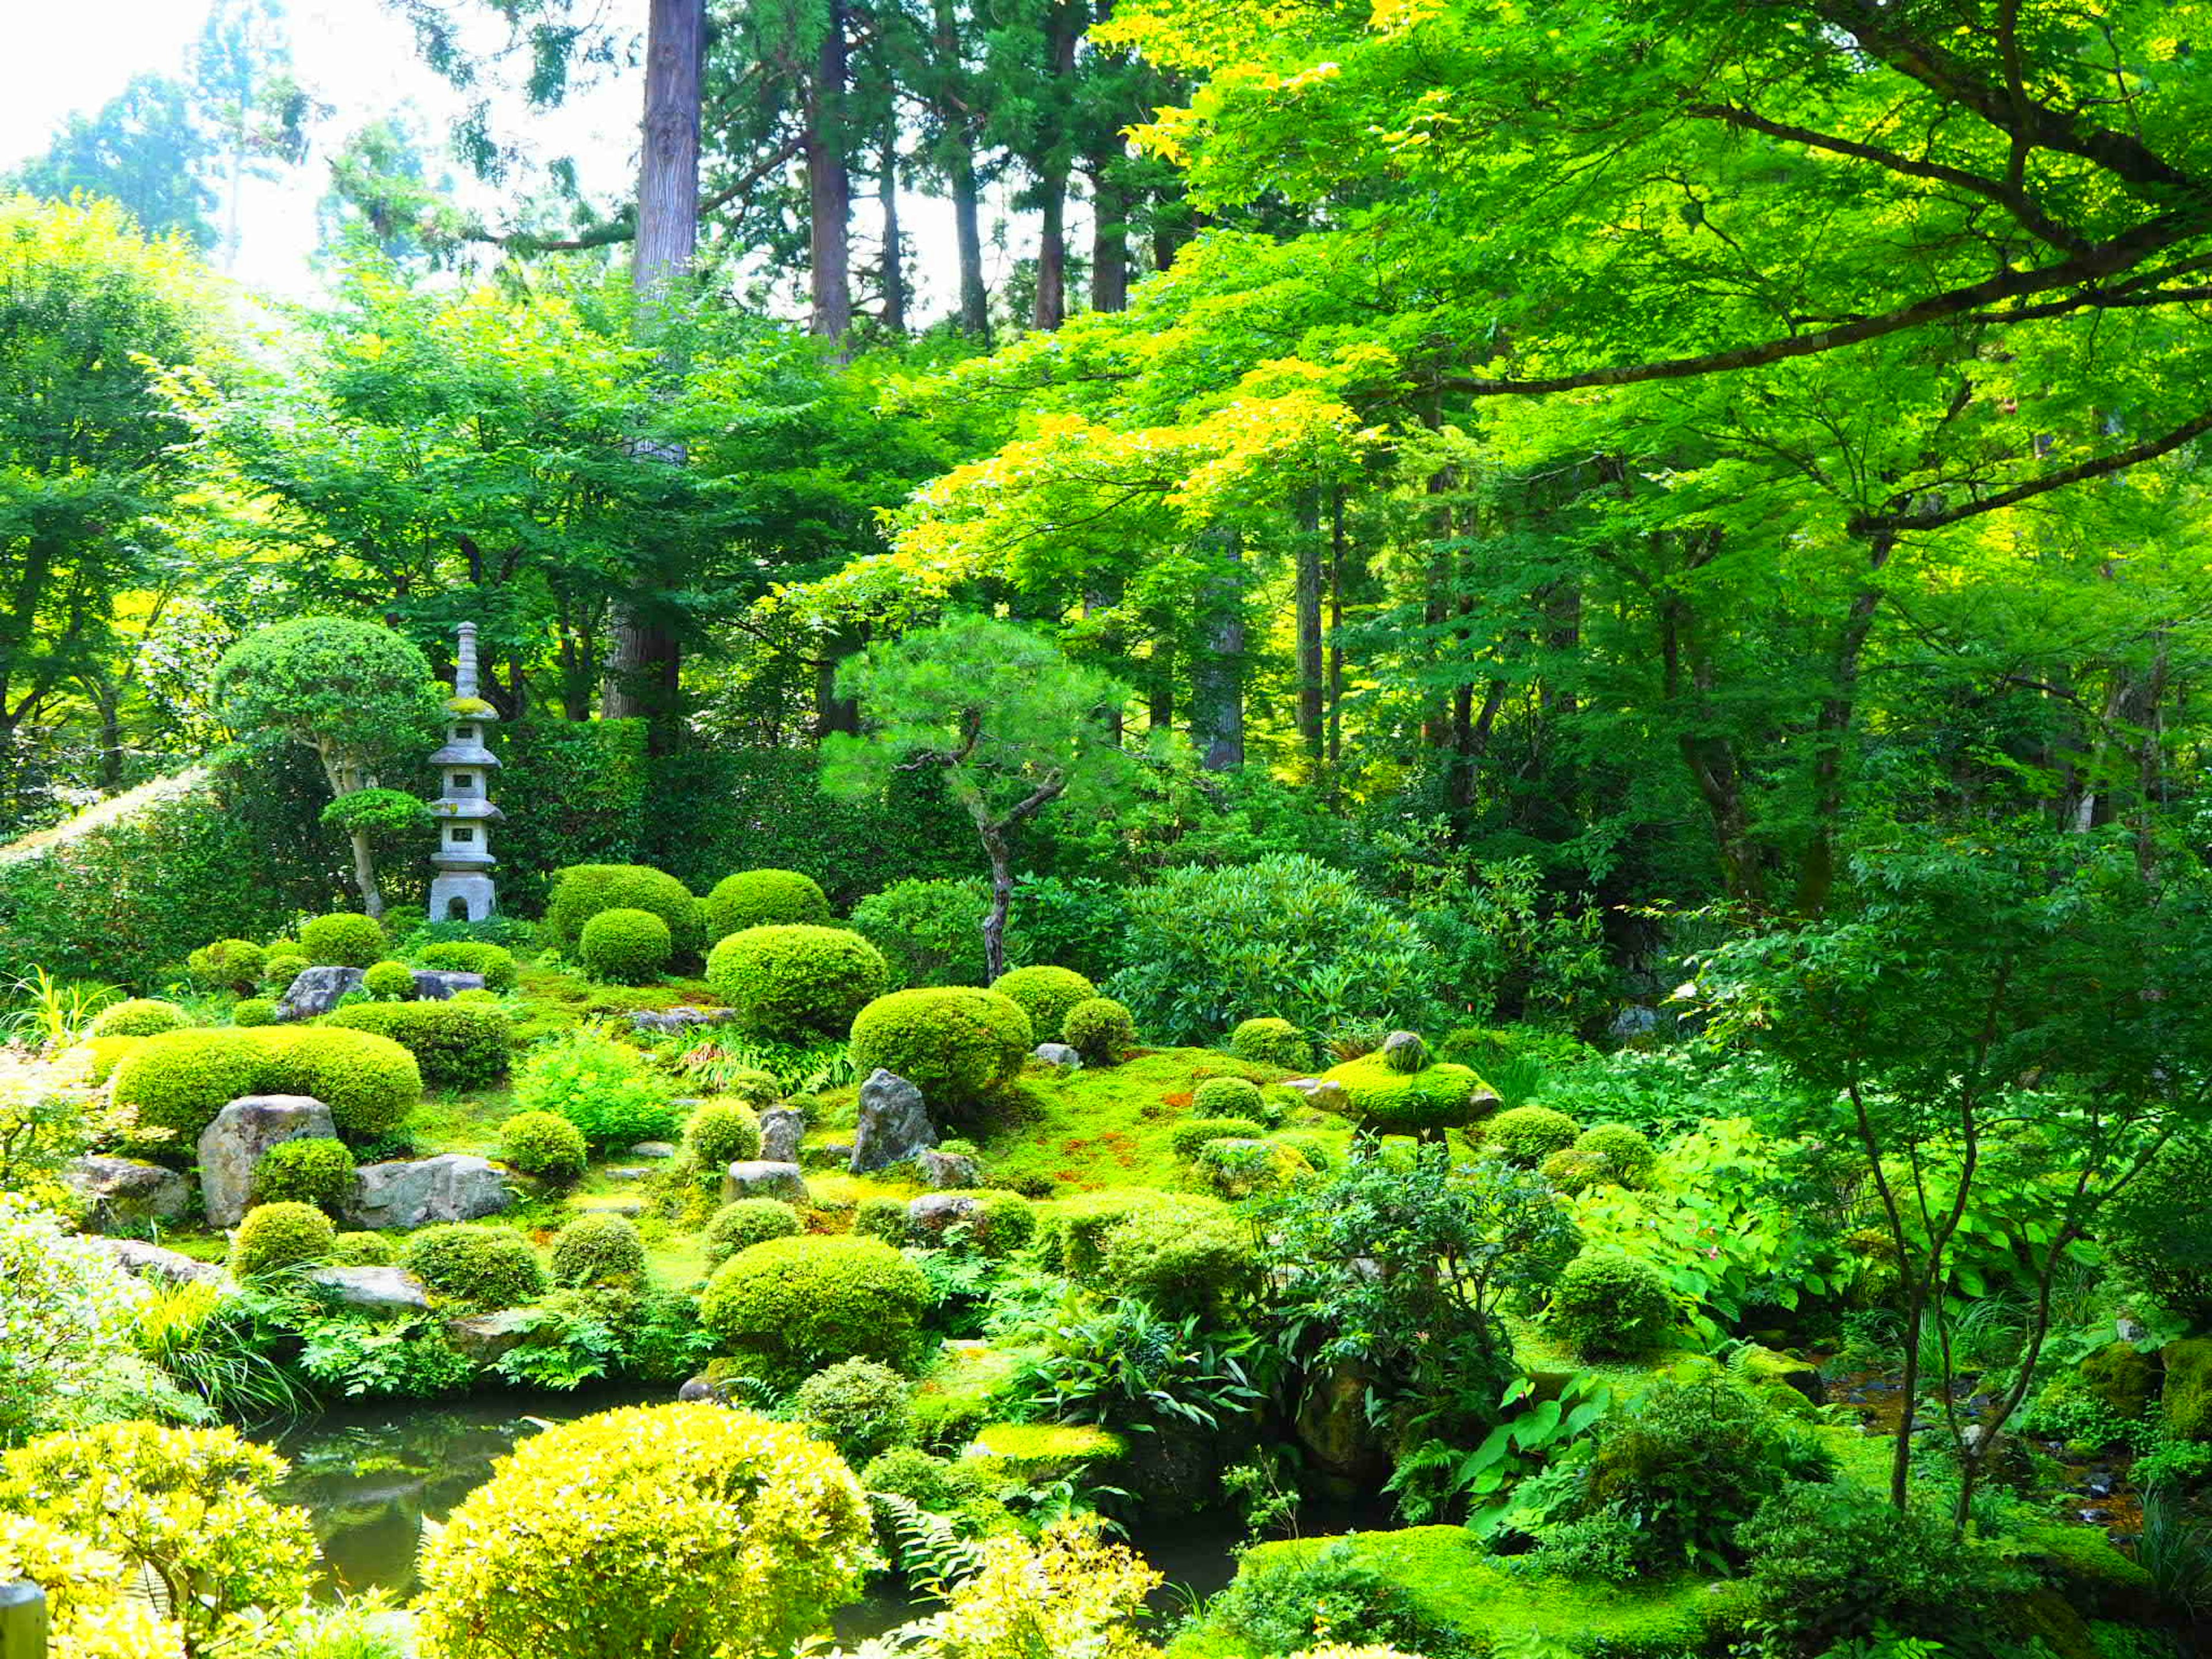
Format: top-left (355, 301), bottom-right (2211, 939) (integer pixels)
top-left (1280, 1077), bottom-right (1350, 1114)
top-left (346, 1154), bottom-right (511, 1230)
top-left (410, 970), bottom-right (485, 1001)
top-left (310, 1264), bottom-right (431, 1312)
top-left (604, 1166), bottom-right (647, 1181)
top-left (445, 1307), bottom-right (536, 1362)
top-left (198, 1095), bottom-right (337, 1228)
top-left (1032, 1043), bottom-right (1083, 1069)
top-left (906, 1192), bottom-right (982, 1237)
top-left (66, 1155), bottom-right (191, 1232)
top-left (95, 1237), bottom-right (219, 1286)
top-left (721, 1160), bottom-right (808, 1204)
top-left (630, 1007), bottom-right (735, 1036)
top-left (919, 1149), bottom-right (979, 1189)
top-left (628, 1141), bottom-right (679, 1159)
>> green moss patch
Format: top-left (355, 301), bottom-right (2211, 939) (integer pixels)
top-left (966, 1422), bottom-right (1127, 1481)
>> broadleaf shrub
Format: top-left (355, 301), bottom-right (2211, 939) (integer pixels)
top-left (512, 1029), bottom-right (680, 1149)
top-left (230, 1201), bottom-right (336, 1278)
top-left (1543, 1253), bottom-right (1677, 1357)
top-left (703, 1198), bottom-right (802, 1267)
top-left (1231, 1016), bottom-right (1312, 1070)
top-left (1062, 997), bottom-right (1135, 1065)
top-left (684, 1100), bottom-right (763, 1171)
top-left (550, 1212), bottom-right (646, 1287)
top-left (416, 940), bottom-right (518, 992)
top-left (86, 998), bottom-right (189, 1039)
top-left (249, 1137), bottom-right (356, 1214)
top-left (793, 1358), bottom-right (914, 1465)
top-left (849, 877), bottom-right (989, 988)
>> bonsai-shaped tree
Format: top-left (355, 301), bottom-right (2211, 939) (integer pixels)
top-left (822, 615), bottom-right (1136, 979)
top-left (214, 617), bottom-right (442, 917)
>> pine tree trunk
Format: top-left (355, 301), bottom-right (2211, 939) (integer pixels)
top-left (808, 0), bottom-right (853, 344)
top-left (879, 119), bottom-right (906, 334)
top-left (950, 146), bottom-right (989, 337)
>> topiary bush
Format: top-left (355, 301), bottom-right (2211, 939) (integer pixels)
top-left (707, 924), bottom-right (889, 1040)
top-left (87, 998), bottom-right (190, 1039)
top-left (231, 997), bottom-right (277, 1028)
top-left (578, 907), bottom-right (673, 984)
top-left (511, 1028), bottom-right (680, 1149)
top-left (110, 1029), bottom-right (264, 1148)
top-left (704, 1198), bottom-right (802, 1268)
top-left (846, 987), bottom-right (1032, 1114)
top-left (989, 965), bottom-right (1097, 1044)
top-left (330, 1230), bottom-right (395, 1267)
top-left (249, 1137), bottom-right (356, 1214)
top-left (1230, 1016), bottom-right (1312, 1070)
top-left (1170, 1116), bottom-right (1268, 1160)
top-left (1543, 1252), bottom-right (1677, 1358)
top-left (497, 1111), bottom-right (589, 1183)
top-left (187, 938), bottom-right (267, 993)
top-left (256, 1025), bottom-right (422, 1140)
top-left (550, 1212), bottom-right (646, 1287)
top-left (1482, 1105), bottom-right (1583, 1166)
top-left (402, 1224), bottom-right (546, 1310)
top-left (260, 953), bottom-right (308, 994)
top-left (545, 863), bottom-right (703, 959)
top-left (229, 1201), bottom-right (336, 1279)
top-left (1320, 1054), bottom-right (1491, 1136)
top-left (684, 1100), bottom-right (763, 1171)
top-left (698, 1234), bottom-right (931, 1387)
top-left (325, 999), bottom-right (512, 1089)
top-left (299, 912), bottom-right (387, 969)
top-left (848, 877), bottom-right (988, 988)
top-left (416, 940), bottom-right (519, 992)
top-left (1062, 997), bottom-right (1135, 1065)
top-left (1191, 1075), bottom-right (1266, 1118)
top-left (704, 868), bottom-right (832, 942)
top-left (1569, 1124), bottom-right (1657, 1188)
top-left (362, 959), bottom-right (416, 1000)
top-left (412, 1402), bottom-right (872, 1659)
top-left (1091, 1195), bottom-right (1257, 1315)
top-left (793, 1358), bottom-right (914, 1465)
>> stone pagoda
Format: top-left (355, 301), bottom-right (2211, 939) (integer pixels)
top-left (427, 622), bottom-right (501, 922)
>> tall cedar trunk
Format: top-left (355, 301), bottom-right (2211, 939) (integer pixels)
top-left (1794, 530), bottom-right (1896, 916)
top-left (1191, 533), bottom-right (1245, 770)
top-left (1033, 173), bottom-right (1067, 329)
top-left (1327, 494), bottom-right (1346, 770)
top-left (808, 0), bottom-right (853, 345)
top-left (878, 120), bottom-right (906, 334)
top-left (1090, 165), bottom-right (1127, 312)
top-left (1149, 638), bottom-right (1173, 733)
top-left (1295, 494), bottom-right (1325, 761)
top-left (602, 0), bottom-right (702, 738)
top-left (814, 628), bottom-right (862, 737)
top-left (950, 145), bottom-right (988, 336)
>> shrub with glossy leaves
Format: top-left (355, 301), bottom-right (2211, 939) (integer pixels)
top-left (511, 1028), bottom-right (679, 1148)
top-left (1482, 1105), bottom-right (1582, 1166)
top-left (1191, 1075), bottom-right (1265, 1119)
top-left (1230, 1016), bottom-right (1312, 1070)
top-left (231, 997), bottom-right (277, 1028)
top-left (362, 959), bottom-right (416, 1000)
top-left (417, 940), bottom-right (519, 991)
top-left (578, 907), bottom-right (672, 984)
top-left (699, 1234), bottom-right (931, 1387)
top-left (704, 868), bottom-right (832, 942)
top-left (703, 1198), bottom-right (802, 1267)
top-left (550, 1212), bottom-right (646, 1287)
top-left (1063, 997), bottom-right (1135, 1064)
top-left (794, 1358), bottom-right (914, 1465)
top-left (849, 877), bottom-right (988, 987)
top-left (299, 912), bottom-right (387, 969)
top-left (403, 1224), bottom-right (546, 1310)
top-left (86, 998), bottom-right (190, 1039)
top-left (546, 863), bottom-right (703, 959)
top-left (846, 986), bottom-right (1031, 1113)
top-left (325, 999), bottom-right (511, 1089)
top-left (990, 965), bottom-right (1096, 1043)
top-left (412, 1402), bottom-right (872, 1659)
top-left (707, 924), bottom-right (888, 1040)
top-left (188, 938), bottom-right (267, 993)
top-left (497, 1111), bottom-right (588, 1183)
top-left (249, 1137), bottom-right (355, 1213)
top-left (1543, 1252), bottom-right (1676, 1358)
top-left (229, 1201), bottom-right (336, 1279)
top-left (684, 1100), bottom-right (763, 1169)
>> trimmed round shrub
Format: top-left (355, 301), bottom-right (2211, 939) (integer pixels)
top-left (794, 1359), bottom-right (914, 1464)
top-left (1092, 1195), bottom-right (1256, 1315)
top-left (546, 863), bottom-right (703, 958)
top-left (299, 912), bottom-right (387, 969)
top-left (511, 1029), bottom-right (680, 1148)
top-left (989, 965), bottom-right (1096, 1044)
top-left (1543, 1252), bottom-right (1677, 1358)
top-left (231, 997), bottom-right (278, 1028)
top-left (498, 1111), bottom-right (589, 1183)
top-left (412, 1403), bottom-right (871, 1659)
top-left (188, 938), bottom-right (267, 993)
top-left (707, 925), bottom-right (889, 1040)
top-left (1170, 1116), bottom-right (1267, 1160)
top-left (578, 907), bottom-right (672, 984)
top-left (1063, 997), bottom-right (1135, 1065)
top-left (403, 1224), bottom-right (546, 1310)
top-left (550, 1212), bottom-right (646, 1287)
top-left (861, 1445), bottom-right (953, 1507)
top-left (260, 952), bottom-right (308, 993)
top-left (704, 1198), bottom-right (803, 1268)
top-left (86, 998), bottom-right (190, 1040)
top-left (1320, 1054), bottom-right (1487, 1135)
top-left (846, 987), bottom-right (1032, 1112)
top-left (330, 1230), bottom-right (395, 1267)
top-left (1230, 1016), bottom-right (1312, 1070)
top-left (257, 1025), bottom-right (422, 1140)
top-left (249, 1137), bottom-right (356, 1213)
top-left (113, 1029), bottom-right (267, 1147)
top-left (362, 959), bottom-right (416, 1000)
top-left (705, 868), bottom-right (832, 942)
top-left (1572, 1124), bottom-right (1658, 1188)
top-left (699, 1234), bottom-right (931, 1387)
top-left (967, 1189), bottom-right (1038, 1255)
top-left (325, 1000), bottom-right (511, 1089)
top-left (721, 1070), bottom-right (781, 1109)
top-left (415, 940), bottom-right (518, 991)
top-left (1539, 1147), bottom-right (1604, 1195)
top-left (229, 1200), bottom-right (336, 1279)
top-left (1483, 1105), bottom-right (1583, 1166)
top-left (685, 1101), bottom-right (763, 1171)
top-left (1191, 1075), bottom-right (1265, 1118)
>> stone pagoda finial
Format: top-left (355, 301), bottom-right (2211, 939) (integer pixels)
top-left (427, 623), bottom-right (502, 923)
top-left (454, 620), bottom-right (480, 700)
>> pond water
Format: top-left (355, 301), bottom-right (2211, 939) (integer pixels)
top-left (257, 1393), bottom-right (1255, 1641)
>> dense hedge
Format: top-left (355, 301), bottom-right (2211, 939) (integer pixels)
top-left (86, 999), bottom-right (189, 1039)
top-left (494, 718), bottom-right (653, 914)
top-left (113, 1025), bottom-right (421, 1147)
top-left (325, 1000), bottom-right (512, 1089)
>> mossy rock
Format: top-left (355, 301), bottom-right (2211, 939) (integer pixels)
top-left (2014, 1523), bottom-right (2161, 1622)
top-left (2078, 1340), bottom-right (2156, 1421)
top-left (2159, 1336), bottom-right (2212, 1441)
top-left (1736, 1344), bottom-right (1825, 1407)
top-left (965, 1422), bottom-right (1127, 1483)
top-left (1319, 1054), bottom-right (1495, 1135)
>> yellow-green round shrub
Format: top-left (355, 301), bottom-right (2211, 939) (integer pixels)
top-left (403, 1224), bottom-right (546, 1310)
top-left (1191, 1075), bottom-right (1265, 1118)
top-left (704, 1198), bottom-right (803, 1268)
top-left (988, 965), bottom-right (1096, 1044)
top-left (545, 863), bottom-right (703, 958)
top-left (326, 999), bottom-right (511, 1089)
top-left (704, 868), bottom-right (832, 942)
top-left (86, 998), bottom-right (190, 1039)
top-left (1230, 1016), bottom-right (1312, 1070)
top-left (260, 952), bottom-right (308, 993)
top-left (412, 1402), bottom-right (872, 1659)
top-left (1169, 1116), bottom-right (1266, 1160)
top-left (257, 1025), bottom-right (422, 1139)
top-left (112, 1029), bottom-right (266, 1145)
top-left (229, 1200), bottom-right (336, 1279)
top-left (298, 912), bottom-right (387, 969)
top-left (1543, 1252), bottom-right (1676, 1358)
top-left (1572, 1123), bottom-right (1658, 1187)
top-left (330, 1230), bottom-right (395, 1267)
top-left (578, 907), bottom-right (672, 984)
top-left (550, 1212), bottom-right (646, 1287)
top-left (82, 1033), bottom-right (147, 1085)
top-left (1062, 997), bottom-right (1135, 1064)
top-left (231, 996), bottom-right (278, 1028)
top-left (699, 1234), bottom-right (930, 1387)
top-left (707, 925), bottom-right (888, 1040)
top-left (362, 959), bottom-right (416, 999)
top-left (794, 1358), bottom-right (914, 1465)
top-left (188, 938), bottom-right (267, 993)
top-left (415, 940), bottom-right (519, 991)
top-left (846, 987), bottom-right (1032, 1112)
top-left (684, 1100), bottom-right (763, 1171)
top-left (1483, 1105), bottom-right (1582, 1166)
top-left (1094, 1195), bottom-right (1257, 1315)
top-left (497, 1110), bottom-right (588, 1183)
top-left (1319, 1053), bottom-right (1489, 1135)
top-left (249, 1137), bottom-right (356, 1213)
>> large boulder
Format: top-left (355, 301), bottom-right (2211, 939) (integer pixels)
top-left (345, 1154), bottom-right (511, 1230)
top-left (310, 1264), bottom-right (431, 1313)
top-left (1294, 1362), bottom-right (1389, 1495)
top-left (94, 1237), bottom-right (219, 1286)
top-left (720, 1160), bottom-right (808, 1204)
top-left (410, 970), bottom-right (485, 1001)
top-left (906, 1192), bottom-right (982, 1238)
top-left (850, 1069), bottom-right (935, 1173)
top-left (445, 1307), bottom-right (537, 1363)
top-left (758, 1106), bottom-right (806, 1164)
top-left (65, 1155), bottom-right (191, 1233)
top-left (198, 1094), bottom-right (337, 1228)
top-left (275, 967), bottom-right (365, 1020)
top-left (629, 1007), bottom-right (736, 1037)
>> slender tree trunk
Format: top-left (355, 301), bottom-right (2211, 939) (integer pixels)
top-left (979, 819), bottom-right (1014, 980)
top-left (348, 827), bottom-right (386, 918)
top-left (1794, 530), bottom-right (1896, 915)
top-left (1090, 162), bottom-right (1128, 313)
top-left (1328, 490), bottom-right (1345, 771)
top-left (878, 119), bottom-right (906, 334)
top-left (808, 0), bottom-right (853, 345)
top-left (1191, 533), bottom-right (1245, 770)
top-left (950, 145), bottom-right (989, 336)
top-left (814, 629), bottom-right (862, 737)
top-left (1149, 638), bottom-right (1173, 733)
top-left (1033, 172), bottom-right (1067, 330)
top-left (1296, 494), bottom-right (1324, 762)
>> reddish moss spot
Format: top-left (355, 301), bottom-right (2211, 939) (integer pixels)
top-left (1162, 1091), bottom-right (1195, 1109)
